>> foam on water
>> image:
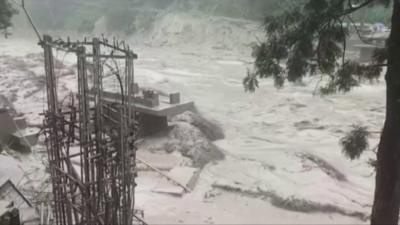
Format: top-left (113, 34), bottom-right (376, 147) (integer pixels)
top-left (0, 13), bottom-right (384, 222)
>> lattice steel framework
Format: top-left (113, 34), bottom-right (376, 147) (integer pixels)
top-left (41, 35), bottom-right (139, 225)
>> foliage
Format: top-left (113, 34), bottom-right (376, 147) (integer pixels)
top-left (340, 125), bottom-right (370, 160)
top-left (352, 4), bottom-right (391, 24)
top-left (244, 0), bottom-right (389, 94)
top-left (246, 0), bottom-right (392, 168)
top-left (368, 157), bottom-right (377, 170)
top-left (0, 0), bottom-right (17, 37)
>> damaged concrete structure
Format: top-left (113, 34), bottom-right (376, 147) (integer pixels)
top-left (0, 180), bottom-right (40, 225)
top-left (0, 109), bottom-right (39, 152)
top-left (90, 84), bottom-right (194, 136)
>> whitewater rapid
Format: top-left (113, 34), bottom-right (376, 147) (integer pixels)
top-left (133, 45), bottom-right (383, 222)
top-left (0, 12), bottom-right (385, 223)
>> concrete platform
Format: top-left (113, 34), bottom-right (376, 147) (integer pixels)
top-left (134, 100), bottom-right (194, 118)
top-left (136, 150), bottom-right (199, 196)
top-left (137, 167), bottom-right (198, 197)
top-left (11, 128), bottom-right (39, 147)
top-left (0, 180), bottom-right (32, 209)
top-left (9, 128), bottom-right (39, 153)
top-left (89, 90), bottom-right (195, 135)
top-left (137, 151), bottom-right (188, 171)
top-left (97, 93), bottom-right (194, 118)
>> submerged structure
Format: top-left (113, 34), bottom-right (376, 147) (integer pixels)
top-left (90, 87), bottom-right (194, 136)
top-left (0, 106), bottom-right (39, 153)
top-left (41, 35), bottom-right (140, 225)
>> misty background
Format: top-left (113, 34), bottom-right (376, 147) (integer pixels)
top-left (10, 0), bottom-right (392, 37)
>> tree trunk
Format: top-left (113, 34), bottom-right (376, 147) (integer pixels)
top-left (371, 1), bottom-right (400, 225)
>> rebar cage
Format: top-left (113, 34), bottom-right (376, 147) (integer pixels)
top-left (41, 35), bottom-right (138, 225)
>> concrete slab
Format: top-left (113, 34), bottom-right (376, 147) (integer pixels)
top-left (167, 167), bottom-right (198, 188)
top-left (134, 99), bottom-right (194, 118)
top-left (0, 180), bottom-right (31, 209)
top-left (136, 151), bottom-right (186, 171)
top-left (89, 91), bottom-right (194, 118)
top-left (136, 171), bottom-right (185, 197)
top-left (152, 180), bottom-right (185, 197)
top-left (138, 165), bottom-right (198, 197)
top-left (150, 167), bottom-right (198, 196)
top-left (11, 128), bottom-right (39, 147)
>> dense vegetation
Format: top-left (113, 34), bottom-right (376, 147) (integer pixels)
top-left (0, 0), bottom-right (16, 36)
top-left (246, 0), bottom-right (400, 224)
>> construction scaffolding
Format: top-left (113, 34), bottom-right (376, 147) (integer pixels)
top-left (40, 35), bottom-right (140, 225)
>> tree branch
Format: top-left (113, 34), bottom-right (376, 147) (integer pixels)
top-left (342, 0), bottom-right (375, 16)
top-left (366, 63), bottom-right (388, 67)
top-left (346, 15), bottom-right (375, 45)
top-left (339, 18), bottom-right (347, 67)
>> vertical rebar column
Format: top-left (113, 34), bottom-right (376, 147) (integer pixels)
top-left (77, 46), bottom-right (90, 224)
top-left (42, 37), bottom-right (139, 225)
top-left (92, 38), bottom-right (105, 222)
top-left (120, 91), bottom-right (127, 225)
top-left (43, 35), bottom-right (63, 225)
top-left (125, 49), bottom-right (135, 225)
top-left (43, 35), bottom-right (58, 114)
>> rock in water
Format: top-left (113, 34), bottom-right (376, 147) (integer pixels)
top-left (139, 112), bottom-right (225, 167)
top-left (172, 111), bottom-right (225, 141)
